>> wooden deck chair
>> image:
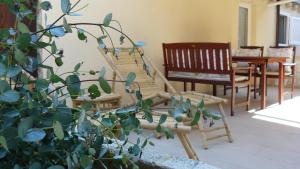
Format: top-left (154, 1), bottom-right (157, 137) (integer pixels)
top-left (99, 47), bottom-right (233, 150)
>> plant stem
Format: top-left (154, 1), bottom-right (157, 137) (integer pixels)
top-left (36, 0), bottom-right (82, 42)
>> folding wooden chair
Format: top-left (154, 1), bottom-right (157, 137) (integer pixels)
top-left (99, 48), bottom-right (233, 149)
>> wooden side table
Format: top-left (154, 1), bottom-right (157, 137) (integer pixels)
top-left (73, 93), bottom-right (122, 111)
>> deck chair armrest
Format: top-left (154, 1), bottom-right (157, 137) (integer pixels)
top-left (232, 66), bottom-right (254, 71)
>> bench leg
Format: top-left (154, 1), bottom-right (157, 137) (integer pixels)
top-left (184, 82), bottom-right (187, 92)
top-left (213, 85), bottom-right (217, 96)
top-left (177, 133), bottom-right (199, 160)
top-left (191, 83), bottom-right (196, 91)
top-left (223, 85), bottom-right (227, 95)
top-left (218, 103), bottom-right (233, 143)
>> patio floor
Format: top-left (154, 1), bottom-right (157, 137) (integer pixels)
top-left (132, 87), bottom-right (300, 169)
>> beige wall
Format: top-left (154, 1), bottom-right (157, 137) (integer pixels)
top-left (42, 0), bottom-right (240, 93)
top-left (248, 0), bottom-right (277, 51)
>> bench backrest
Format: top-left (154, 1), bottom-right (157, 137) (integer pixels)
top-left (162, 42), bottom-right (232, 75)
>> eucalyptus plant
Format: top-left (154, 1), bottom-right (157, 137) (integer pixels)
top-left (0, 0), bottom-right (209, 168)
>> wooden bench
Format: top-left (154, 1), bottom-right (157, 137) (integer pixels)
top-left (162, 42), bottom-right (253, 116)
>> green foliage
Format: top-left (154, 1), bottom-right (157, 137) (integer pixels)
top-left (66, 74), bottom-right (81, 99)
top-left (53, 121), bottom-right (64, 140)
top-left (16, 33), bottom-right (31, 50)
top-left (63, 17), bottom-right (72, 33)
top-left (0, 1), bottom-right (208, 168)
top-left (61, 0), bottom-right (71, 14)
top-left (88, 84), bottom-right (101, 99)
top-left (17, 22), bottom-right (30, 34)
top-left (103, 13), bottom-right (113, 27)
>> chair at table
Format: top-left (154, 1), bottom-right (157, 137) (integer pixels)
top-left (263, 46), bottom-right (296, 98)
top-left (224, 46), bottom-right (264, 99)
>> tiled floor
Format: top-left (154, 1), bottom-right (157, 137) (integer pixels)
top-left (131, 87), bottom-right (300, 169)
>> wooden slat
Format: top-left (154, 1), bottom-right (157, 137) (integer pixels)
top-left (215, 49), bottom-right (221, 71)
top-left (177, 48), bottom-right (184, 70)
top-left (183, 48), bottom-right (190, 70)
top-left (197, 48), bottom-right (203, 70)
top-left (222, 48), bottom-right (228, 71)
top-left (172, 49), bottom-right (178, 69)
top-left (190, 48), bottom-right (197, 70)
top-left (208, 48), bottom-right (215, 70)
top-left (202, 48), bottom-right (208, 70)
top-left (207, 134), bottom-right (228, 141)
top-left (166, 48), bottom-right (172, 68)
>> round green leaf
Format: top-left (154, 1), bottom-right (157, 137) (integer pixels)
top-left (88, 84), bottom-right (101, 99)
top-left (17, 22), bottom-right (30, 33)
top-left (66, 74), bottom-right (81, 99)
top-left (0, 80), bottom-right (10, 93)
top-left (35, 79), bottom-right (50, 91)
top-left (53, 121), bottom-right (64, 140)
top-left (126, 72), bottom-right (136, 86)
top-left (51, 41), bottom-right (57, 54)
top-left (0, 63), bottom-right (6, 76)
top-left (103, 13), bottom-right (112, 27)
top-left (158, 114), bottom-right (167, 125)
top-left (74, 63), bottom-right (81, 72)
top-left (0, 90), bottom-right (20, 103)
top-left (77, 29), bottom-right (87, 41)
top-left (61, 0), bottom-right (71, 14)
top-left (63, 17), bottom-right (72, 33)
top-left (0, 136), bottom-right (9, 152)
top-left (16, 33), bottom-right (31, 50)
top-left (99, 77), bottom-right (111, 94)
top-left (15, 48), bottom-right (27, 64)
top-left (50, 27), bottom-right (65, 37)
top-left (55, 57), bottom-right (63, 67)
top-left (40, 1), bottom-right (52, 11)
top-left (18, 117), bottom-right (33, 138)
top-left (22, 128), bottom-right (46, 142)
top-left (7, 66), bottom-right (22, 78)
top-left (191, 111), bottom-right (201, 126)
top-left (3, 110), bottom-right (20, 118)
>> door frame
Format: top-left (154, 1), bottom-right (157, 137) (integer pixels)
top-left (238, 2), bottom-right (252, 46)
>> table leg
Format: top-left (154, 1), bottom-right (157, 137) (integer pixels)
top-left (261, 63), bottom-right (267, 109)
top-left (278, 62), bottom-right (284, 104)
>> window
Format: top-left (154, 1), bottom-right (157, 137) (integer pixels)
top-left (290, 16), bottom-right (300, 45)
top-left (278, 14), bottom-right (289, 46)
